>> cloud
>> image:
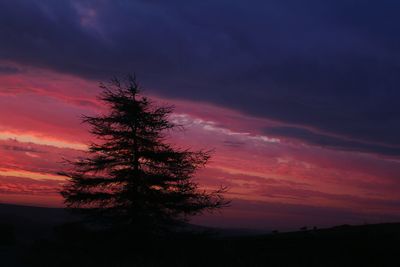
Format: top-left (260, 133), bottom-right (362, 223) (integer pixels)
top-left (0, 143), bottom-right (45, 153)
top-left (0, 65), bottom-right (21, 74)
top-left (0, 139), bottom-right (83, 176)
top-left (265, 126), bottom-right (400, 157)
top-left (0, 175), bottom-right (61, 195)
top-left (0, 0), bottom-right (400, 156)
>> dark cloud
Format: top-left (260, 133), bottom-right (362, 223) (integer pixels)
top-left (0, 65), bottom-right (21, 74)
top-left (1, 0), bottom-right (400, 155)
top-left (1, 144), bottom-right (45, 153)
top-left (265, 126), bottom-right (400, 156)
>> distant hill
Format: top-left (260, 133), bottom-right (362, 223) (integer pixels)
top-left (0, 203), bottom-right (70, 224)
top-left (0, 203), bottom-right (73, 243)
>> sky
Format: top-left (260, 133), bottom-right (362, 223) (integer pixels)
top-left (1, 0), bottom-right (400, 231)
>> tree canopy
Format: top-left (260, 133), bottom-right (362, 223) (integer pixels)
top-left (60, 75), bottom-right (228, 233)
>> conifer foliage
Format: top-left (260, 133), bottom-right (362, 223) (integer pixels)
top-left (60, 76), bottom-right (227, 231)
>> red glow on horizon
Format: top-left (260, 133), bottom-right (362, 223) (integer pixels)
top-left (1, 64), bottom-right (400, 229)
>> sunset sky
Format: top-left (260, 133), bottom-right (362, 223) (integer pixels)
top-left (1, 0), bottom-right (400, 230)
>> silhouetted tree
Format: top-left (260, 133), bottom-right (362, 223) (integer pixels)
top-left (60, 75), bottom-right (227, 233)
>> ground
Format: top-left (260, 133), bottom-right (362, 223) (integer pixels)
top-left (1, 204), bottom-right (399, 267)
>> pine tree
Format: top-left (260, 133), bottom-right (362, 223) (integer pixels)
top-left (60, 75), bottom-right (227, 232)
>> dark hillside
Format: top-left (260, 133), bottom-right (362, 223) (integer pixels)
top-left (0, 203), bottom-right (72, 243)
top-left (1, 203), bottom-right (400, 267)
